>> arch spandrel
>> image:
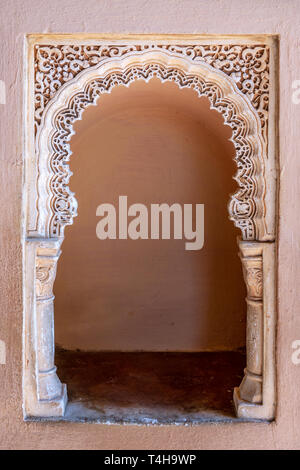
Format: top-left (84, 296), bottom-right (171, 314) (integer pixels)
top-left (34, 51), bottom-right (267, 241)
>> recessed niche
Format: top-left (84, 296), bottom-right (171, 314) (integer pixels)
top-left (55, 78), bottom-right (246, 352)
top-left (52, 78), bottom-right (246, 422)
top-left (23, 37), bottom-right (277, 422)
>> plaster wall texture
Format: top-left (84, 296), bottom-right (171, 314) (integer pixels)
top-left (0, 0), bottom-right (300, 450)
top-left (54, 78), bottom-right (245, 352)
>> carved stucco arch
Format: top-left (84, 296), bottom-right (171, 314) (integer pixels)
top-left (24, 39), bottom-right (277, 422)
top-left (37, 51), bottom-right (266, 241)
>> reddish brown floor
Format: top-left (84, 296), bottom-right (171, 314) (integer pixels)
top-left (55, 348), bottom-right (245, 424)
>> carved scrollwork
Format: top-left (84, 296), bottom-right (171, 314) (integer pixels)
top-left (47, 62), bottom-right (260, 239)
top-left (34, 44), bottom-right (269, 144)
top-left (36, 260), bottom-right (58, 298)
top-left (36, 265), bottom-right (51, 283)
top-left (245, 267), bottom-right (263, 298)
top-left (35, 241), bottom-right (61, 298)
top-left (34, 45), bottom-right (269, 241)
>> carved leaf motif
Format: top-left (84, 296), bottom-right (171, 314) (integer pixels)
top-left (36, 263), bottom-right (57, 298)
top-left (36, 266), bottom-right (50, 282)
top-left (246, 267), bottom-right (263, 298)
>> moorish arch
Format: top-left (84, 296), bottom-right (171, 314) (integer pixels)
top-left (23, 38), bottom-right (277, 421)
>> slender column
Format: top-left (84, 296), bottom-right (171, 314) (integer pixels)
top-left (233, 240), bottom-right (276, 420)
top-left (35, 239), bottom-right (67, 412)
top-left (239, 243), bottom-right (263, 403)
top-left (233, 240), bottom-right (263, 414)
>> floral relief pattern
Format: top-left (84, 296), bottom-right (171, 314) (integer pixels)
top-left (246, 267), bottom-right (263, 298)
top-left (34, 43), bottom-right (269, 241)
top-left (36, 262), bottom-right (57, 298)
top-left (34, 44), bottom-right (269, 140)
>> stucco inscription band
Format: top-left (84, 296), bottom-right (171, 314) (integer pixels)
top-left (24, 36), bottom-right (276, 420)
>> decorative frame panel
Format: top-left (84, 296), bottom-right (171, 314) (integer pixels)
top-left (23, 34), bottom-right (278, 421)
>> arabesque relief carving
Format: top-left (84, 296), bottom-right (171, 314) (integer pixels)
top-left (34, 44), bottom-right (269, 145)
top-left (243, 267), bottom-right (263, 299)
top-left (50, 62), bottom-right (262, 240)
top-left (34, 44), bottom-right (270, 241)
top-left (34, 54), bottom-right (270, 242)
top-left (36, 259), bottom-right (57, 298)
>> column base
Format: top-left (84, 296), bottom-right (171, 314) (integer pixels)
top-left (233, 387), bottom-right (274, 421)
top-left (24, 383), bottom-right (67, 419)
top-left (238, 368), bottom-right (262, 404)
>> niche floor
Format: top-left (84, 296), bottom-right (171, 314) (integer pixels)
top-left (55, 348), bottom-right (246, 424)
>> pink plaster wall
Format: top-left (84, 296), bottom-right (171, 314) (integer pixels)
top-left (0, 0), bottom-right (300, 450)
top-left (54, 78), bottom-right (246, 352)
